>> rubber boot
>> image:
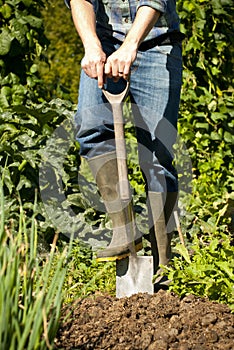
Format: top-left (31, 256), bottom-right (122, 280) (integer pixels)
top-left (88, 151), bottom-right (142, 261)
top-left (164, 192), bottom-right (179, 234)
top-left (147, 191), bottom-right (174, 290)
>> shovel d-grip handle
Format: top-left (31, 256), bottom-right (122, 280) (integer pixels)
top-left (102, 81), bottom-right (130, 201)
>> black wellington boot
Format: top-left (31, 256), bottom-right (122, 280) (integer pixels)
top-left (147, 191), bottom-right (175, 289)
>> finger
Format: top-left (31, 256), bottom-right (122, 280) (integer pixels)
top-left (81, 59), bottom-right (89, 75)
top-left (123, 62), bottom-right (131, 80)
top-left (118, 63), bottom-right (125, 77)
top-left (106, 56), bottom-right (119, 77)
top-left (96, 62), bottom-right (104, 88)
top-left (81, 57), bottom-right (86, 70)
top-left (111, 60), bottom-right (118, 77)
top-left (81, 59), bottom-right (95, 78)
top-left (104, 61), bottom-right (111, 76)
top-left (118, 71), bottom-right (124, 79)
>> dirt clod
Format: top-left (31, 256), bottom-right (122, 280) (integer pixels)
top-left (55, 290), bottom-right (234, 350)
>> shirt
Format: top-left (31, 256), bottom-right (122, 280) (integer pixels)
top-left (65, 0), bottom-right (180, 42)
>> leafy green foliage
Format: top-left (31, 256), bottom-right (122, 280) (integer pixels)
top-left (62, 239), bottom-right (116, 302)
top-left (0, 0), bottom-right (48, 107)
top-left (176, 0), bottom-right (234, 237)
top-left (166, 234), bottom-right (234, 311)
top-left (0, 0), bottom-right (233, 309)
top-left (0, 99), bottom-right (73, 194)
top-left (164, 0), bottom-right (234, 308)
top-left (39, 0), bottom-right (234, 242)
top-left (0, 99), bottom-right (78, 242)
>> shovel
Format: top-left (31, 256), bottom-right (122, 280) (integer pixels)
top-left (102, 81), bottom-right (155, 298)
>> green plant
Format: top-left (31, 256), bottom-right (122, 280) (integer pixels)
top-left (0, 0), bottom-right (48, 107)
top-left (0, 0), bottom-right (233, 312)
top-left (165, 233), bottom-right (234, 311)
top-left (62, 239), bottom-right (116, 303)
top-left (0, 185), bottom-right (73, 349)
top-left (176, 0), bottom-right (234, 237)
top-left (39, 0), bottom-right (234, 243)
top-left (159, 1), bottom-right (234, 311)
top-left (0, 98), bottom-right (78, 241)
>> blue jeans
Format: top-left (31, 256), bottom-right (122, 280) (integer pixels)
top-left (75, 39), bottom-right (183, 193)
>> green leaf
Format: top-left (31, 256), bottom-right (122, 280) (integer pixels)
top-left (0, 4), bottom-right (12, 19)
top-left (214, 261), bottom-right (234, 281)
top-left (195, 122), bottom-right (209, 130)
top-left (19, 15), bottom-right (43, 29)
top-left (224, 131), bottom-right (234, 143)
top-left (16, 175), bottom-right (32, 191)
top-left (210, 112), bottom-right (226, 122)
top-left (10, 18), bottom-right (28, 47)
top-left (0, 123), bottom-right (18, 135)
top-left (175, 244), bottom-right (191, 264)
top-left (210, 131), bottom-right (221, 140)
top-left (22, 0), bottom-right (33, 6)
top-left (0, 28), bottom-right (12, 55)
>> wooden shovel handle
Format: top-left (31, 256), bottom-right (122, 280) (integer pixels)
top-left (102, 81), bottom-right (129, 105)
top-left (102, 82), bottom-right (130, 200)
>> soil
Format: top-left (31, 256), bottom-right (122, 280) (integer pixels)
top-left (54, 290), bottom-right (234, 350)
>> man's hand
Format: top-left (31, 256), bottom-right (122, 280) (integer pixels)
top-left (70, 0), bottom-right (160, 87)
top-left (70, 0), bottom-right (106, 88)
top-left (104, 42), bottom-right (137, 81)
top-left (81, 46), bottom-right (106, 88)
top-left (104, 6), bottom-right (160, 82)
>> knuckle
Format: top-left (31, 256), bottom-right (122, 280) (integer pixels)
top-left (81, 61), bottom-right (87, 69)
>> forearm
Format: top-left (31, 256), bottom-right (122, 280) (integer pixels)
top-left (70, 0), bottom-right (101, 50)
top-left (105, 6), bottom-right (160, 79)
top-left (68, 2), bottom-right (161, 86)
top-left (69, 0), bottom-right (106, 87)
top-left (123, 6), bottom-right (161, 50)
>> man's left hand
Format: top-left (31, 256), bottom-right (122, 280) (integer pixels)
top-left (104, 42), bottom-right (137, 81)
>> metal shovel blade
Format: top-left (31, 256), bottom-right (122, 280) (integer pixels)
top-left (116, 255), bottom-right (154, 298)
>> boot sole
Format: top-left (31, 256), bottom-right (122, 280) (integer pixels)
top-left (96, 241), bottom-right (143, 262)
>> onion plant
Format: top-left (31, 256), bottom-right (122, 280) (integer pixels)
top-left (0, 183), bottom-right (72, 350)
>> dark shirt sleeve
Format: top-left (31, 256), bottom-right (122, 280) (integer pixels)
top-left (137, 0), bottom-right (167, 13)
top-left (64, 0), bottom-right (70, 9)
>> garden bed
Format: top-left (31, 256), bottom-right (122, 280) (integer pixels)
top-left (55, 290), bottom-right (234, 349)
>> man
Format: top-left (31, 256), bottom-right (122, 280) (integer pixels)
top-left (65, 0), bottom-right (184, 270)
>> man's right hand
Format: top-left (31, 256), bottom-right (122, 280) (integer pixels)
top-left (70, 0), bottom-right (106, 88)
top-left (81, 46), bottom-right (106, 89)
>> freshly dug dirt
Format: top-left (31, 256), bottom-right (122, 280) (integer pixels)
top-left (55, 290), bottom-right (234, 350)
